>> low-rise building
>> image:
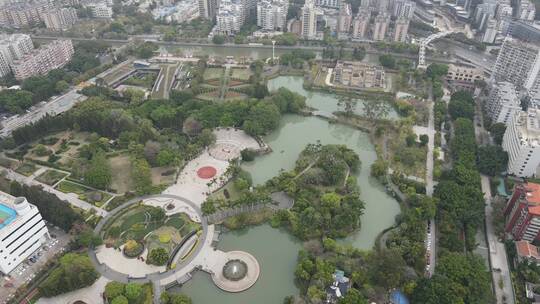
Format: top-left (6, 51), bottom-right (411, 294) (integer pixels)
top-left (445, 63), bottom-right (483, 91)
top-left (516, 240), bottom-right (540, 264)
top-left (12, 39), bottom-right (74, 80)
top-left (333, 61), bottom-right (385, 89)
top-left (0, 192), bottom-right (49, 275)
top-left (502, 109), bottom-right (540, 177)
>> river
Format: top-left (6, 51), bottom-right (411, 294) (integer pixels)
top-left (177, 76), bottom-right (400, 303)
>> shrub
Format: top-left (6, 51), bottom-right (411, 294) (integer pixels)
top-left (105, 281), bottom-right (126, 300)
top-left (148, 247), bottom-right (169, 266)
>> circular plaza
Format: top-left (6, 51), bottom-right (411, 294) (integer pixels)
top-left (90, 194), bottom-right (208, 280)
top-left (210, 251), bottom-right (260, 292)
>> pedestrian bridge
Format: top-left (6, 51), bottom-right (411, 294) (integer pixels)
top-left (418, 30), bottom-right (460, 69)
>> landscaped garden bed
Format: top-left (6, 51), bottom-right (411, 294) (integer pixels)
top-left (57, 180), bottom-right (112, 207)
top-left (103, 203), bottom-right (202, 264)
top-left (36, 169), bottom-right (68, 186)
top-left (15, 162), bottom-right (37, 176)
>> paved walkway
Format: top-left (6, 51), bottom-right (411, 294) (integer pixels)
top-left (425, 101), bottom-right (437, 277)
top-left (2, 168), bottom-right (107, 217)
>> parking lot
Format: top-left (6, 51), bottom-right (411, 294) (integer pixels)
top-left (0, 224), bottom-right (71, 304)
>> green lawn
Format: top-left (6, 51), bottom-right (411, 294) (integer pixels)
top-left (203, 68), bottom-right (224, 80)
top-left (15, 163), bottom-right (37, 176)
top-left (36, 169), bottom-right (68, 186)
top-left (231, 68), bottom-right (252, 80)
top-left (209, 181), bottom-right (241, 201)
top-left (57, 181), bottom-right (112, 207)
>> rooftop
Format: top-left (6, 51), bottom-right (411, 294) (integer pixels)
top-left (525, 182), bottom-right (540, 205)
top-left (516, 240), bottom-right (540, 260)
top-left (515, 109), bottom-right (540, 148)
top-left (0, 192), bottom-right (19, 230)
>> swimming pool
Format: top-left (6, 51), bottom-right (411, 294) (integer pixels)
top-left (0, 203), bottom-right (17, 229)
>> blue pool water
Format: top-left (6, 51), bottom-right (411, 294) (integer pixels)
top-left (0, 203), bottom-right (17, 229)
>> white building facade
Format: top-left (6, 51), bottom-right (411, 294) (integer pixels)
top-left (0, 192), bottom-right (49, 275)
top-left (301, 0), bottom-right (317, 39)
top-left (493, 37), bottom-right (540, 90)
top-left (503, 109), bottom-right (540, 177)
top-left (487, 81), bottom-right (521, 125)
top-left (257, 0), bottom-right (288, 31)
top-left (216, 0), bottom-right (244, 35)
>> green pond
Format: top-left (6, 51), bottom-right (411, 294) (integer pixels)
top-left (267, 76), bottom-right (398, 118)
top-left (170, 225), bottom-right (302, 304)
top-left (178, 76), bottom-right (400, 302)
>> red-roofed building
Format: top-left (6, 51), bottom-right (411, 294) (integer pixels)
top-left (505, 182), bottom-right (540, 242)
top-left (516, 240), bottom-right (540, 263)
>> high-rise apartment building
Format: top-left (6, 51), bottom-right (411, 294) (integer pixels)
top-left (351, 8), bottom-right (370, 39)
top-left (301, 0), bottom-right (317, 39)
top-left (487, 82), bottom-right (521, 125)
top-left (198, 0), bottom-right (220, 19)
top-left (518, 0), bottom-right (536, 21)
top-left (257, 0), bottom-right (288, 31)
top-left (337, 3), bottom-right (352, 33)
top-left (493, 36), bottom-right (540, 90)
top-left (482, 17), bottom-right (498, 43)
top-left (0, 1), bottom-right (52, 27)
top-left (12, 39), bottom-right (74, 80)
top-left (502, 109), bottom-right (540, 177)
top-left (393, 16), bottom-right (409, 42)
top-left (392, 0), bottom-right (415, 19)
top-left (215, 0), bottom-right (244, 35)
top-left (314, 0), bottom-right (339, 8)
top-left (42, 7), bottom-right (78, 31)
top-left (372, 13), bottom-right (390, 41)
top-left (0, 34), bottom-right (33, 77)
top-left (0, 192), bottom-right (49, 275)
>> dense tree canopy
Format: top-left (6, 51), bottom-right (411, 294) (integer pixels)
top-left (39, 254), bottom-right (99, 297)
top-left (476, 145), bottom-right (508, 176)
top-left (489, 122), bottom-right (506, 145)
top-left (448, 91), bottom-right (475, 120)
